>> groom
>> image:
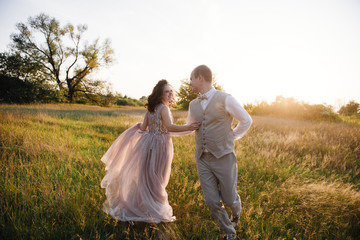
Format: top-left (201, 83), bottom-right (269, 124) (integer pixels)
top-left (187, 65), bottom-right (252, 240)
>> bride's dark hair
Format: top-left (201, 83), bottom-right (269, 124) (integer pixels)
top-left (146, 79), bottom-right (170, 113)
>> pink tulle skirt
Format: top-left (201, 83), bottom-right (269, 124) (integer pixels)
top-left (100, 123), bottom-right (176, 223)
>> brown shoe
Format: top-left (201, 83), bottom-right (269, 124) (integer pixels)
top-left (223, 233), bottom-right (237, 240)
top-left (230, 215), bottom-right (239, 228)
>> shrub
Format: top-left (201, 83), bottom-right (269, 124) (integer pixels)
top-left (338, 100), bottom-right (360, 116)
top-left (244, 96), bottom-right (341, 122)
top-left (115, 96), bottom-right (145, 107)
top-left (0, 75), bottom-right (59, 103)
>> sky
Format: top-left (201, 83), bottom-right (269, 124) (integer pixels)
top-left (1, 0), bottom-right (359, 108)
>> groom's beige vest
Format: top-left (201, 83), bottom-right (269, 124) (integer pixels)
top-left (190, 91), bottom-right (234, 159)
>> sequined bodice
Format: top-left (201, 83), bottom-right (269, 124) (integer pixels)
top-left (148, 104), bottom-right (168, 134)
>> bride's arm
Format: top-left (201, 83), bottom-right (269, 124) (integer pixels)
top-left (139, 111), bottom-right (149, 131)
top-left (161, 106), bottom-right (200, 132)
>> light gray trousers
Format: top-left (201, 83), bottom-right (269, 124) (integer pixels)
top-left (196, 152), bottom-right (241, 235)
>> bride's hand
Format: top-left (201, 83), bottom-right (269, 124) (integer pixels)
top-left (188, 121), bottom-right (201, 131)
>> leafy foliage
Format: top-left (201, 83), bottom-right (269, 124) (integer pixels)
top-left (0, 52), bottom-right (45, 81)
top-left (244, 96), bottom-right (341, 122)
top-left (176, 78), bottom-right (223, 110)
top-left (114, 94), bottom-right (146, 107)
top-left (0, 75), bottom-right (59, 103)
top-left (338, 100), bottom-right (360, 116)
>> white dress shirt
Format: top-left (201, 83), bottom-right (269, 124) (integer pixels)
top-left (187, 87), bottom-right (252, 140)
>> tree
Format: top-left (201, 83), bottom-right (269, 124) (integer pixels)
top-left (176, 77), bottom-right (223, 110)
top-left (114, 94), bottom-right (146, 107)
top-left (0, 52), bottom-right (44, 81)
top-left (338, 100), bottom-right (360, 116)
top-left (0, 52), bottom-right (59, 103)
top-left (9, 13), bottom-right (114, 102)
top-left (139, 96), bottom-right (147, 102)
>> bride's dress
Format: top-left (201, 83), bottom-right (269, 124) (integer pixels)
top-left (100, 104), bottom-right (176, 223)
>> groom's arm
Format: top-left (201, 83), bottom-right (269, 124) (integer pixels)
top-left (225, 95), bottom-right (252, 140)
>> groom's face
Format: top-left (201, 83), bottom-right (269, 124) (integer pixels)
top-left (190, 71), bottom-right (201, 93)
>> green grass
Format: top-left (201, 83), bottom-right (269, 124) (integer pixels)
top-left (1, 104), bottom-right (359, 239)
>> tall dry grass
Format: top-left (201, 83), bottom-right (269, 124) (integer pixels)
top-left (1, 104), bottom-right (359, 239)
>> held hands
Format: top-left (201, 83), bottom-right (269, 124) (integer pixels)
top-left (187, 121), bottom-right (201, 131)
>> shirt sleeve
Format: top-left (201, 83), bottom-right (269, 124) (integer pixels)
top-left (186, 105), bottom-right (195, 124)
top-left (225, 95), bottom-right (253, 140)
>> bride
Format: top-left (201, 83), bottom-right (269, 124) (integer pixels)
top-left (100, 79), bottom-right (200, 223)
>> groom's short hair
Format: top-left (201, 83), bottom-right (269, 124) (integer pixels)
top-left (193, 65), bottom-right (212, 83)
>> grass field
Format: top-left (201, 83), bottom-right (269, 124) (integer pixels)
top-left (1, 104), bottom-right (359, 240)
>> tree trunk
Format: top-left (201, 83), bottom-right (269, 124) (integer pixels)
top-left (67, 88), bottom-right (75, 103)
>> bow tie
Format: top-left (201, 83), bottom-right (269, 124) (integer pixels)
top-left (198, 94), bottom-right (208, 101)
